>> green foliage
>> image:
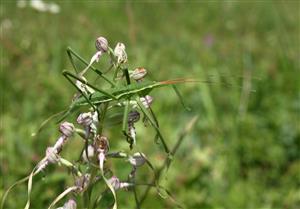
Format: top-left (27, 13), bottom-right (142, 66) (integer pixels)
top-left (1, 0), bottom-right (299, 208)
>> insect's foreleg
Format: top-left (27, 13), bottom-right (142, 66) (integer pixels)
top-left (66, 47), bottom-right (116, 87)
top-left (172, 85), bottom-right (191, 111)
top-left (66, 47), bottom-right (79, 73)
top-left (62, 70), bottom-right (98, 114)
top-left (63, 70), bottom-right (118, 100)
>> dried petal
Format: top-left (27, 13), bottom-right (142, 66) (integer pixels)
top-left (94, 135), bottom-right (109, 153)
top-left (114, 42), bottom-right (127, 64)
top-left (130, 67), bottom-right (147, 81)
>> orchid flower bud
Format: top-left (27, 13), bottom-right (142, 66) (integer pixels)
top-left (108, 176), bottom-right (121, 190)
top-left (82, 145), bottom-right (95, 162)
top-left (128, 110), bottom-right (140, 124)
top-left (129, 152), bottom-right (146, 167)
top-left (95, 36), bottom-right (108, 53)
top-left (114, 42), bottom-right (127, 64)
top-left (130, 67), bottom-right (147, 81)
top-left (75, 174), bottom-right (90, 192)
top-left (77, 112), bottom-right (93, 126)
top-left (59, 122), bottom-right (75, 138)
top-left (57, 199), bottom-right (77, 209)
top-left (140, 95), bottom-right (153, 108)
top-left (108, 176), bottom-right (133, 190)
top-left (46, 147), bottom-right (59, 163)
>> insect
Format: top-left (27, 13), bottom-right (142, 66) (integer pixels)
top-left (59, 47), bottom-right (192, 156)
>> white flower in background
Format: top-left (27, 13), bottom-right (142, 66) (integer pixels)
top-left (17, 0), bottom-right (60, 14)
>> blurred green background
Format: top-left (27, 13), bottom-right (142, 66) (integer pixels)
top-left (1, 1), bottom-right (299, 209)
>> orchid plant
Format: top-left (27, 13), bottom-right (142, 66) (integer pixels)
top-left (1, 36), bottom-right (197, 209)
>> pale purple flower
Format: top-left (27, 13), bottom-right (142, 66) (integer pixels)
top-left (108, 176), bottom-right (133, 190)
top-left (77, 112), bottom-right (93, 126)
top-left (56, 199), bottom-right (77, 209)
top-left (140, 95), bottom-right (153, 108)
top-left (46, 147), bottom-right (59, 163)
top-left (59, 122), bottom-right (75, 138)
top-left (95, 37), bottom-right (108, 52)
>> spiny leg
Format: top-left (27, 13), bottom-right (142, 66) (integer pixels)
top-left (66, 47), bottom-right (116, 87)
top-left (63, 70), bottom-right (118, 100)
top-left (63, 70), bottom-right (98, 113)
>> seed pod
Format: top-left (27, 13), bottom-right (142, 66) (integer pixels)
top-left (59, 122), bottom-right (75, 138)
top-left (95, 36), bottom-right (108, 52)
top-left (128, 152), bottom-right (146, 167)
top-left (130, 67), bottom-right (147, 81)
